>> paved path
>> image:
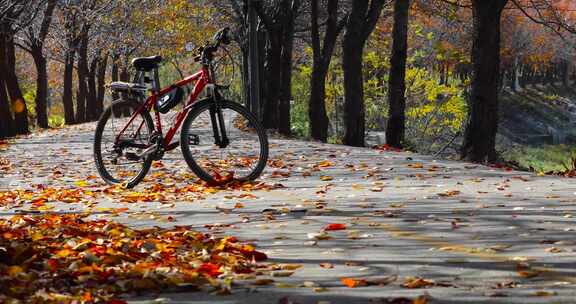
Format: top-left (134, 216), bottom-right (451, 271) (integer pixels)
top-left (2, 124), bottom-right (576, 303)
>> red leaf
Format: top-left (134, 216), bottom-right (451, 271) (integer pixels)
top-left (240, 248), bottom-right (268, 261)
top-left (324, 223), bottom-right (347, 231)
top-left (197, 263), bottom-right (222, 277)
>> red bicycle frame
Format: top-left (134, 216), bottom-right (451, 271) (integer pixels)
top-left (115, 65), bottom-right (212, 151)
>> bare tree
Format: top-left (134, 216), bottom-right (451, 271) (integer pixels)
top-left (309, 0), bottom-right (346, 142)
top-left (0, 0), bottom-right (39, 137)
top-left (17, 0), bottom-right (57, 129)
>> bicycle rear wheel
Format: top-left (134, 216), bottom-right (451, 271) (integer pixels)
top-left (94, 99), bottom-right (154, 188)
top-left (180, 99), bottom-right (268, 184)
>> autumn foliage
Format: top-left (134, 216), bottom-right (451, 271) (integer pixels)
top-left (0, 214), bottom-right (266, 303)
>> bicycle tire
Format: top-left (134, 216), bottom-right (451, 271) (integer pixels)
top-left (94, 99), bottom-right (154, 188)
top-left (180, 99), bottom-right (268, 184)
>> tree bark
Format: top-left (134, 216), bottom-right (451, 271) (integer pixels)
top-left (63, 48), bottom-right (76, 125)
top-left (386, 0), bottom-right (409, 149)
top-left (76, 31), bottom-right (89, 123)
top-left (309, 66), bottom-right (330, 141)
top-left (278, 0), bottom-right (299, 136)
top-left (309, 0), bottom-right (341, 142)
top-left (86, 53), bottom-right (98, 121)
top-left (342, 37), bottom-right (366, 147)
top-left (25, 0), bottom-right (56, 129)
top-left (461, 0), bottom-right (509, 162)
top-left (4, 35), bottom-right (28, 135)
top-left (342, 0), bottom-right (386, 147)
top-left (32, 49), bottom-right (49, 128)
top-left (0, 34), bottom-right (14, 139)
top-left (241, 43), bottom-right (251, 110)
top-left (111, 53), bottom-right (120, 101)
top-left (262, 32), bottom-right (281, 130)
top-left (96, 53), bottom-right (107, 117)
top-left (257, 0), bottom-right (299, 133)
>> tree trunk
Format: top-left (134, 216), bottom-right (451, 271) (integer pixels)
top-left (26, 0), bottom-right (56, 129)
top-left (63, 48), bottom-right (76, 125)
top-left (262, 33), bottom-right (282, 130)
top-left (309, 0), bottom-right (340, 142)
top-left (386, 0), bottom-right (409, 149)
top-left (342, 36), bottom-right (366, 147)
top-left (0, 33), bottom-right (13, 139)
top-left (96, 53), bottom-right (107, 117)
top-left (111, 53), bottom-right (120, 101)
top-left (32, 49), bottom-right (50, 128)
top-left (119, 66), bottom-right (131, 116)
top-left (76, 33), bottom-right (89, 123)
top-left (309, 67), bottom-right (330, 141)
top-left (278, 0), bottom-right (299, 136)
top-left (342, 0), bottom-right (386, 147)
top-left (241, 43), bottom-right (251, 110)
top-left (461, 0), bottom-right (508, 162)
top-left (86, 54), bottom-right (98, 121)
top-left (4, 35), bottom-right (28, 135)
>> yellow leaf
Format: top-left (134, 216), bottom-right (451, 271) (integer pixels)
top-left (75, 180), bottom-right (89, 187)
top-left (56, 249), bottom-right (73, 258)
top-left (7, 265), bottom-right (23, 277)
top-left (31, 232), bottom-right (44, 241)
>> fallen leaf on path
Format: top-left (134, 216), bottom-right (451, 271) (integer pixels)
top-left (545, 247), bottom-right (565, 253)
top-left (341, 278), bottom-right (368, 288)
top-left (534, 290), bottom-right (557, 297)
top-left (323, 223), bottom-right (347, 231)
top-left (319, 263), bottom-right (334, 269)
top-left (517, 263), bottom-right (542, 278)
top-left (0, 214), bottom-right (267, 302)
top-left (401, 277), bottom-right (436, 289)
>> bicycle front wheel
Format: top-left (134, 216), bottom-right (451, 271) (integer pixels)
top-left (180, 99), bottom-right (268, 184)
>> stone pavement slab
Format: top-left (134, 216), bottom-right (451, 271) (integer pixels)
top-left (1, 124), bottom-right (576, 303)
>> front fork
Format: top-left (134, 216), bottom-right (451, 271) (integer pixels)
top-left (208, 85), bottom-right (229, 148)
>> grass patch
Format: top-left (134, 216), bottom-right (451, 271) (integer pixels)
top-left (503, 144), bottom-right (576, 172)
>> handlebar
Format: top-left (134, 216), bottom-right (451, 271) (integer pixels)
top-left (195, 27), bottom-right (231, 64)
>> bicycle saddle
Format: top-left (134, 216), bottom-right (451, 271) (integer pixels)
top-left (131, 55), bottom-right (163, 71)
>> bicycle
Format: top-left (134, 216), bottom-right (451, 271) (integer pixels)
top-left (93, 28), bottom-right (269, 188)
